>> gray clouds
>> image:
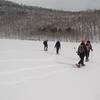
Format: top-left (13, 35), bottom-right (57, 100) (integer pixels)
top-left (9, 0), bottom-right (100, 11)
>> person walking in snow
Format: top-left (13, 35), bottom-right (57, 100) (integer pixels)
top-left (55, 41), bottom-right (61, 54)
top-left (77, 41), bottom-right (87, 67)
top-left (85, 40), bottom-right (93, 62)
top-left (43, 40), bottom-right (48, 51)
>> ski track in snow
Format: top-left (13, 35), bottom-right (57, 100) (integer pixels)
top-left (0, 58), bottom-right (76, 85)
top-left (0, 66), bottom-right (70, 85)
top-left (0, 40), bottom-right (79, 85)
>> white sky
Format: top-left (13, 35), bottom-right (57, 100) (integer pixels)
top-left (9, 0), bottom-right (100, 11)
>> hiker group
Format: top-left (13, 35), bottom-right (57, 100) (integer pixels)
top-left (77, 40), bottom-right (93, 68)
top-left (43, 40), bottom-right (61, 54)
top-left (43, 39), bottom-right (93, 68)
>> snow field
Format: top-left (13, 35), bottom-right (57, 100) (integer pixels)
top-left (0, 39), bottom-right (100, 100)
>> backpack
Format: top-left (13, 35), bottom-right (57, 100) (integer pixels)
top-left (55, 41), bottom-right (61, 48)
top-left (78, 45), bottom-right (84, 55)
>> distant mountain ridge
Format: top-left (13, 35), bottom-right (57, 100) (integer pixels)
top-left (0, 0), bottom-right (100, 42)
top-left (0, 0), bottom-right (68, 16)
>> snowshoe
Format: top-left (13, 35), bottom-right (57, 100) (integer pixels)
top-left (85, 59), bottom-right (89, 62)
top-left (75, 64), bottom-right (80, 68)
top-left (81, 64), bottom-right (85, 66)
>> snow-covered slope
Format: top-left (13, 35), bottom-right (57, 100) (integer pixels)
top-left (0, 39), bottom-right (99, 100)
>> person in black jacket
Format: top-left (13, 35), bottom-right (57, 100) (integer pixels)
top-left (85, 40), bottom-right (93, 61)
top-left (43, 40), bottom-right (48, 51)
top-left (77, 41), bottom-right (87, 67)
top-left (55, 41), bottom-right (61, 54)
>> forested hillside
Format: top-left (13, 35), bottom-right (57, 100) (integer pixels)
top-left (0, 0), bottom-right (100, 42)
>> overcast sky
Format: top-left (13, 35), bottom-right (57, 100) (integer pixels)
top-left (9, 0), bottom-right (100, 11)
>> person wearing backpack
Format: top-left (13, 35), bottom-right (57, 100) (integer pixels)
top-left (77, 41), bottom-right (87, 67)
top-left (43, 40), bottom-right (48, 51)
top-left (54, 41), bottom-right (61, 54)
top-left (85, 40), bottom-right (93, 61)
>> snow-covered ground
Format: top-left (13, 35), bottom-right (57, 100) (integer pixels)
top-left (0, 39), bottom-right (100, 100)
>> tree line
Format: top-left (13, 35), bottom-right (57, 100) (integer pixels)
top-left (0, 0), bottom-right (100, 42)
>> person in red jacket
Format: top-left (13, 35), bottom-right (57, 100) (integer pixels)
top-left (85, 40), bottom-right (93, 61)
